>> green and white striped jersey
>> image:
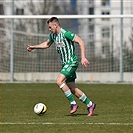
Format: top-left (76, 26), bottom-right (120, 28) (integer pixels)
top-left (48, 28), bottom-right (77, 65)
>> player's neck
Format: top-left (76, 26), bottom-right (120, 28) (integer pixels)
top-left (56, 26), bottom-right (61, 34)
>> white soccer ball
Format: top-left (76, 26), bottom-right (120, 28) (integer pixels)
top-left (34, 103), bottom-right (47, 115)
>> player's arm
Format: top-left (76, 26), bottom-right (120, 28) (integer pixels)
top-left (27, 40), bottom-right (53, 52)
top-left (74, 35), bottom-right (90, 67)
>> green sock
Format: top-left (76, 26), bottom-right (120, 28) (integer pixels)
top-left (79, 93), bottom-right (92, 107)
top-left (64, 90), bottom-right (76, 104)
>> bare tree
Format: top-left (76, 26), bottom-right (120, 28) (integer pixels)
top-left (27, 0), bottom-right (62, 34)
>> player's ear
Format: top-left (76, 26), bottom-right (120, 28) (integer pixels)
top-left (54, 23), bottom-right (58, 28)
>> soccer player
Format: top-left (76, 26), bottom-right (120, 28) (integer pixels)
top-left (27, 17), bottom-right (96, 116)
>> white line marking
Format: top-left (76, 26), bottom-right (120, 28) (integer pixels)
top-left (0, 122), bottom-right (132, 125)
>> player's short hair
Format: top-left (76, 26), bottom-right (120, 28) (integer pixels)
top-left (47, 17), bottom-right (60, 26)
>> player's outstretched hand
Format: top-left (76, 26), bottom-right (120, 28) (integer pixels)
top-left (27, 45), bottom-right (34, 52)
top-left (81, 58), bottom-right (90, 67)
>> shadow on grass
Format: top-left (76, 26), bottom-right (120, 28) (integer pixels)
top-left (65, 113), bottom-right (98, 117)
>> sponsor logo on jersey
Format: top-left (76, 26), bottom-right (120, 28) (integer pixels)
top-left (56, 42), bottom-right (65, 47)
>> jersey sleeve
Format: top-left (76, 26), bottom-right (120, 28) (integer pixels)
top-left (47, 34), bottom-right (53, 42)
top-left (64, 30), bottom-right (76, 41)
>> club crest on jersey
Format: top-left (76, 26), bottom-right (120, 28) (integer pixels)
top-left (56, 42), bottom-right (65, 47)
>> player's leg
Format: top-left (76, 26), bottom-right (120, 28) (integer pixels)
top-left (67, 82), bottom-right (96, 116)
top-left (57, 56), bottom-right (80, 114)
top-left (56, 74), bottom-right (78, 114)
top-left (67, 82), bottom-right (92, 106)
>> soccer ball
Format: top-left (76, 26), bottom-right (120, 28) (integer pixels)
top-left (34, 103), bottom-right (47, 115)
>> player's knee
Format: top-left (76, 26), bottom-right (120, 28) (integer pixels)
top-left (56, 80), bottom-right (65, 89)
top-left (56, 79), bottom-right (62, 87)
top-left (56, 80), bottom-right (60, 86)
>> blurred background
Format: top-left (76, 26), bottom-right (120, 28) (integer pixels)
top-left (0, 0), bottom-right (132, 83)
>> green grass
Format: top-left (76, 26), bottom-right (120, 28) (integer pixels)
top-left (0, 83), bottom-right (133, 133)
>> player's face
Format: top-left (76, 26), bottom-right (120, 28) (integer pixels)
top-left (48, 22), bottom-right (57, 34)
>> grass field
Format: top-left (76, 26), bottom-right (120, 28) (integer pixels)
top-left (0, 83), bottom-right (133, 133)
